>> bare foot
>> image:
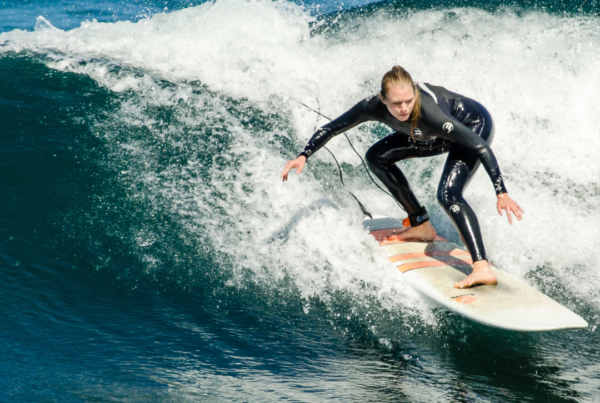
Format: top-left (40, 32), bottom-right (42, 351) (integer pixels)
top-left (394, 221), bottom-right (437, 242)
top-left (453, 260), bottom-right (497, 289)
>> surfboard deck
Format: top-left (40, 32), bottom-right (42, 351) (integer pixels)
top-left (364, 216), bottom-right (588, 331)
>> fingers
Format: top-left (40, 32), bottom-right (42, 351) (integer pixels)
top-left (280, 159), bottom-right (305, 182)
top-left (502, 204), bottom-right (524, 224)
top-left (514, 206), bottom-right (524, 221)
top-left (508, 202), bottom-right (524, 222)
top-left (280, 163), bottom-right (291, 181)
top-left (282, 161), bottom-right (296, 181)
top-left (497, 195), bottom-right (525, 225)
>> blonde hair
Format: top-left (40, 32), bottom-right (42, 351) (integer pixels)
top-left (379, 66), bottom-right (421, 141)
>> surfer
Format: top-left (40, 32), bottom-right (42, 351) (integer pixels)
top-left (280, 66), bottom-right (523, 289)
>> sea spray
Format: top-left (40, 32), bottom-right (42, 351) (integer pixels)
top-left (2, 0), bottom-right (599, 330)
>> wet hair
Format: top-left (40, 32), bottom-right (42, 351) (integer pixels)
top-left (380, 66), bottom-right (421, 140)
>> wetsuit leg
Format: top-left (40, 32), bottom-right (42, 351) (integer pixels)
top-left (365, 133), bottom-right (446, 224)
top-left (436, 110), bottom-right (495, 262)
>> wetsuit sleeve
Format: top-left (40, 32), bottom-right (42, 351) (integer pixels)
top-left (298, 98), bottom-right (373, 159)
top-left (423, 107), bottom-right (508, 195)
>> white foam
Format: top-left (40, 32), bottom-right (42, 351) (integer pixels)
top-left (3, 1), bottom-right (600, 319)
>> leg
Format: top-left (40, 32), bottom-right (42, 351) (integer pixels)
top-left (438, 157), bottom-right (487, 260)
top-left (437, 118), bottom-right (497, 288)
top-left (366, 134), bottom-right (445, 241)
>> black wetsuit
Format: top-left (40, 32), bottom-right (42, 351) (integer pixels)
top-left (298, 83), bottom-right (507, 262)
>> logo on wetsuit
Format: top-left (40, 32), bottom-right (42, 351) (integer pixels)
top-left (450, 205), bottom-right (460, 214)
top-left (495, 176), bottom-right (503, 193)
top-left (443, 122), bottom-right (454, 133)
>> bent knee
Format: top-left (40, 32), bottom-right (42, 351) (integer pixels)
top-left (365, 146), bottom-right (383, 170)
top-left (437, 190), bottom-right (463, 211)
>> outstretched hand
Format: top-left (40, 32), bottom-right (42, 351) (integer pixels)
top-left (280, 156), bottom-right (307, 182)
top-left (497, 193), bottom-right (524, 224)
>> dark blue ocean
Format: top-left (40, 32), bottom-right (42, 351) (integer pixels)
top-left (2, 0), bottom-right (600, 401)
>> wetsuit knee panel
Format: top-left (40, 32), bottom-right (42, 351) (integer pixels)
top-left (436, 186), bottom-right (464, 208)
top-left (365, 142), bottom-right (401, 167)
top-left (365, 145), bottom-right (380, 167)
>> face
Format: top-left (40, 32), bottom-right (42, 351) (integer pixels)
top-left (381, 85), bottom-right (415, 121)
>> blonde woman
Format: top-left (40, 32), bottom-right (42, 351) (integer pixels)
top-left (281, 66), bottom-right (523, 289)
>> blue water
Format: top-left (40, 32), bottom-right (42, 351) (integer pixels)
top-left (1, 0), bottom-right (600, 401)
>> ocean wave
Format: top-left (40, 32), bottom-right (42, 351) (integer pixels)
top-left (2, 0), bottom-right (599, 331)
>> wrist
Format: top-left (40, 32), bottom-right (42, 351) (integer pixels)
top-left (497, 192), bottom-right (508, 198)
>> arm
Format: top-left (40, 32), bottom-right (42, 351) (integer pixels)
top-left (298, 97), bottom-right (374, 159)
top-left (422, 100), bottom-right (523, 223)
top-left (281, 98), bottom-right (374, 181)
top-left (423, 105), bottom-right (507, 195)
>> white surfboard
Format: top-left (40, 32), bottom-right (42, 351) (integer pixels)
top-left (364, 216), bottom-right (588, 331)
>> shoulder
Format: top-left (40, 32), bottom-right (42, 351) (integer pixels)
top-left (419, 82), bottom-right (479, 106)
top-left (351, 93), bottom-right (386, 117)
top-left (359, 93), bottom-right (383, 109)
top-left (418, 83), bottom-right (473, 121)
top-left (418, 82), bottom-right (462, 105)
top-left (417, 84), bottom-right (443, 117)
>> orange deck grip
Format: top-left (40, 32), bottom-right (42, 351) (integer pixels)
top-left (394, 259), bottom-right (473, 273)
top-left (454, 295), bottom-right (477, 304)
top-left (388, 250), bottom-right (472, 263)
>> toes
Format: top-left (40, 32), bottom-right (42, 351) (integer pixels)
top-left (453, 280), bottom-right (468, 289)
top-left (454, 277), bottom-right (475, 289)
top-left (454, 274), bottom-right (497, 289)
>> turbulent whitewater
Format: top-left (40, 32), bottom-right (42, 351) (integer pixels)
top-left (1, 0), bottom-right (600, 401)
